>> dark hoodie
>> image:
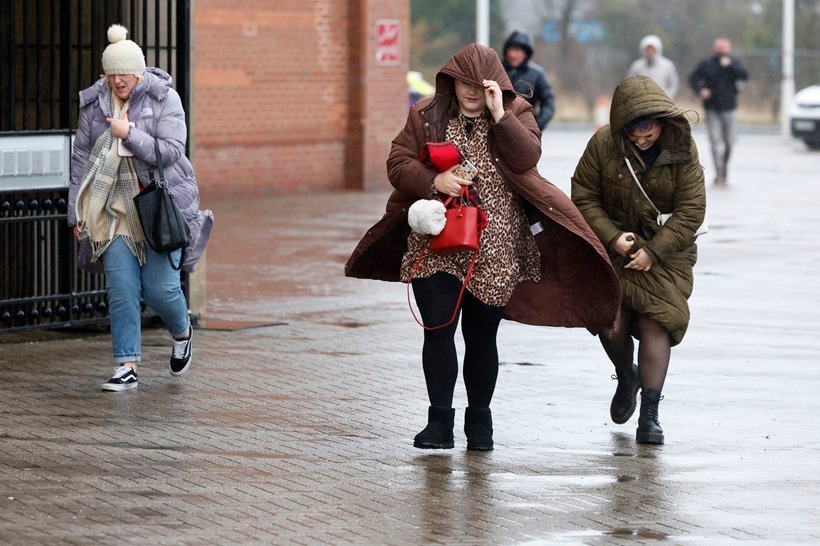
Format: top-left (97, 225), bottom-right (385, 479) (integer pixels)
top-left (501, 30), bottom-right (555, 130)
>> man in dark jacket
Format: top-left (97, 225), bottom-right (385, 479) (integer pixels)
top-left (688, 37), bottom-right (749, 185)
top-left (501, 30), bottom-right (555, 132)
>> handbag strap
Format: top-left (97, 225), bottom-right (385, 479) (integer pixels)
top-left (406, 246), bottom-right (478, 331)
top-left (149, 140), bottom-right (165, 186)
top-left (405, 185), bottom-right (487, 330)
top-left (624, 157), bottom-right (662, 217)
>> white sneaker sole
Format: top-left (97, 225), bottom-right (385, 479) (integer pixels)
top-left (170, 332), bottom-right (192, 376)
top-left (169, 359), bottom-right (191, 376)
top-left (101, 381), bottom-right (138, 392)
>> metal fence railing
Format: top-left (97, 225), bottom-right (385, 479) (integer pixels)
top-left (0, 189), bottom-right (109, 331)
top-left (0, 0), bottom-right (191, 333)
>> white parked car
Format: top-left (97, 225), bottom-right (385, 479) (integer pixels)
top-left (790, 83), bottom-right (820, 150)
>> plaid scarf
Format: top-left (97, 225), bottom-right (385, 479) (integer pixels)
top-left (76, 128), bottom-right (146, 266)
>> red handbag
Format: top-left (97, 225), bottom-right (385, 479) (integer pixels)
top-left (430, 186), bottom-right (488, 255)
top-left (407, 186), bottom-right (488, 330)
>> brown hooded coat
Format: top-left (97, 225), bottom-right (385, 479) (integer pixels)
top-left (345, 43), bottom-right (621, 330)
top-left (571, 75), bottom-right (707, 345)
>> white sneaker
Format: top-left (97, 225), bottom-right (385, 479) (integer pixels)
top-left (170, 329), bottom-right (193, 376)
top-left (101, 366), bottom-right (138, 392)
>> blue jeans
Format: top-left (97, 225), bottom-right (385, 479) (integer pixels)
top-left (102, 237), bottom-right (190, 364)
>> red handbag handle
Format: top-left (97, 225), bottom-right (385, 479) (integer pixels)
top-left (444, 186), bottom-right (489, 227)
top-left (443, 186), bottom-right (487, 229)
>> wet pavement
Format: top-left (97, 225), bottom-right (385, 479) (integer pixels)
top-left (1, 126), bottom-right (819, 545)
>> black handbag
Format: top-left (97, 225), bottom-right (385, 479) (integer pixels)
top-left (133, 140), bottom-right (190, 270)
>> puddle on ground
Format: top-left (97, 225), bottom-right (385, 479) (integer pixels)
top-left (489, 471), bottom-right (616, 488)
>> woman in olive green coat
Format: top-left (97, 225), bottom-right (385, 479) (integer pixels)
top-left (571, 75), bottom-right (706, 445)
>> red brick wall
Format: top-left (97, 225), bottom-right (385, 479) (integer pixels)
top-left (192, 0), bottom-right (409, 198)
top-left (359, 2), bottom-right (411, 191)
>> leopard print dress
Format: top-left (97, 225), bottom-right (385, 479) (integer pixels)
top-left (400, 112), bottom-right (541, 307)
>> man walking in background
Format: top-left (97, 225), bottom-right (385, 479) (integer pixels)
top-left (627, 34), bottom-right (679, 100)
top-left (501, 30), bottom-right (555, 132)
top-left (688, 37), bottom-right (749, 186)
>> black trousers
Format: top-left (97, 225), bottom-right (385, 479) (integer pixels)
top-left (412, 272), bottom-right (505, 408)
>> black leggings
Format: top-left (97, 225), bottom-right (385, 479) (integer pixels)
top-left (412, 272), bottom-right (505, 408)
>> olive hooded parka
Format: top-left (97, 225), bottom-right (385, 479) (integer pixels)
top-left (345, 43), bottom-right (620, 330)
top-left (571, 75), bottom-right (707, 345)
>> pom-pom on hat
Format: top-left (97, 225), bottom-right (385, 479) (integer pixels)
top-left (101, 24), bottom-right (146, 76)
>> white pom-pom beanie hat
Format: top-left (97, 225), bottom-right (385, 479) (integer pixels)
top-left (101, 24), bottom-right (146, 76)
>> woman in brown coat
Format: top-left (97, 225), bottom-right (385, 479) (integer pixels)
top-left (571, 75), bottom-right (707, 444)
top-left (346, 44), bottom-right (620, 451)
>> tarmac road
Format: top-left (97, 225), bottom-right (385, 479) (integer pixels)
top-left (0, 125), bottom-right (818, 545)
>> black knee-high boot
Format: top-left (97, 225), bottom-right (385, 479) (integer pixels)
top-left (414, 406), bottom-right (455, 449)
top-left (636, 389), bottom-right (664, 445)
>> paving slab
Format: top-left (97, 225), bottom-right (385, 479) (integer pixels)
top-left (1, 127), bottom-right (819, 545)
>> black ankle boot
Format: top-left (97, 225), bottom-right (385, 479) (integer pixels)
top-left (610, 363), bottom-right (639, 424)
top-left (464, 407), bottom-right (493, 451)
top-left (636, 389), bottom-right (664, 445)
top-left (414, 406), bottom-right (455, 449)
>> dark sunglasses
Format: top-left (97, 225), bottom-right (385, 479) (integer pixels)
top-left (624, 118), bottom-right (654, 131)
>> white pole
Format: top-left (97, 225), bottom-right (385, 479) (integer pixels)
top-left (476, 0), bottom-right (490, 46)
top-left (781, 0), bottom-right (795, 137)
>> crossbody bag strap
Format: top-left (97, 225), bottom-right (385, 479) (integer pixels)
top-left (406, 246), bottom-right (478, 331)
top-left (624, 157), bottom-right (661, 217)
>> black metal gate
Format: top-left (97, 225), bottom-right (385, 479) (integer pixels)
top-left (0, 0), bottom-right (191, 333)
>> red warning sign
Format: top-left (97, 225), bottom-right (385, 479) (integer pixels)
top-left (375, 19), bottom-right (400, 65)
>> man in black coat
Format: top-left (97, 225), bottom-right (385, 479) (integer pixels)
top-left (688, 37), bottom-right (749, 185)
top-left (501, 30), bottom-right (555, 132)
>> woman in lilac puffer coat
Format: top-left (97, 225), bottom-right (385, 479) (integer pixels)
top-left (68, 25), bottom-right (213, 392)
top-left (69, 69), bottom-right (212, 272)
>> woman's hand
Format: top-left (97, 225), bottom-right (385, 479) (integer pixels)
top-left (614, 232), bottom-right (636, 257)
top-left (482, 79), bottom-right (505, 122)
top-left (624, 248), bottom-right (654, 272)
top-left (433, 166), bottom-right (473, 197)
top-left (106, 114), bottom-right (131, 139)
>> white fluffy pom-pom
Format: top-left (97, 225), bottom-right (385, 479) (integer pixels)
top-left (408, 199), bottom-right (447, 235)
top-left (107, 24), bottom-right (128, 44)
